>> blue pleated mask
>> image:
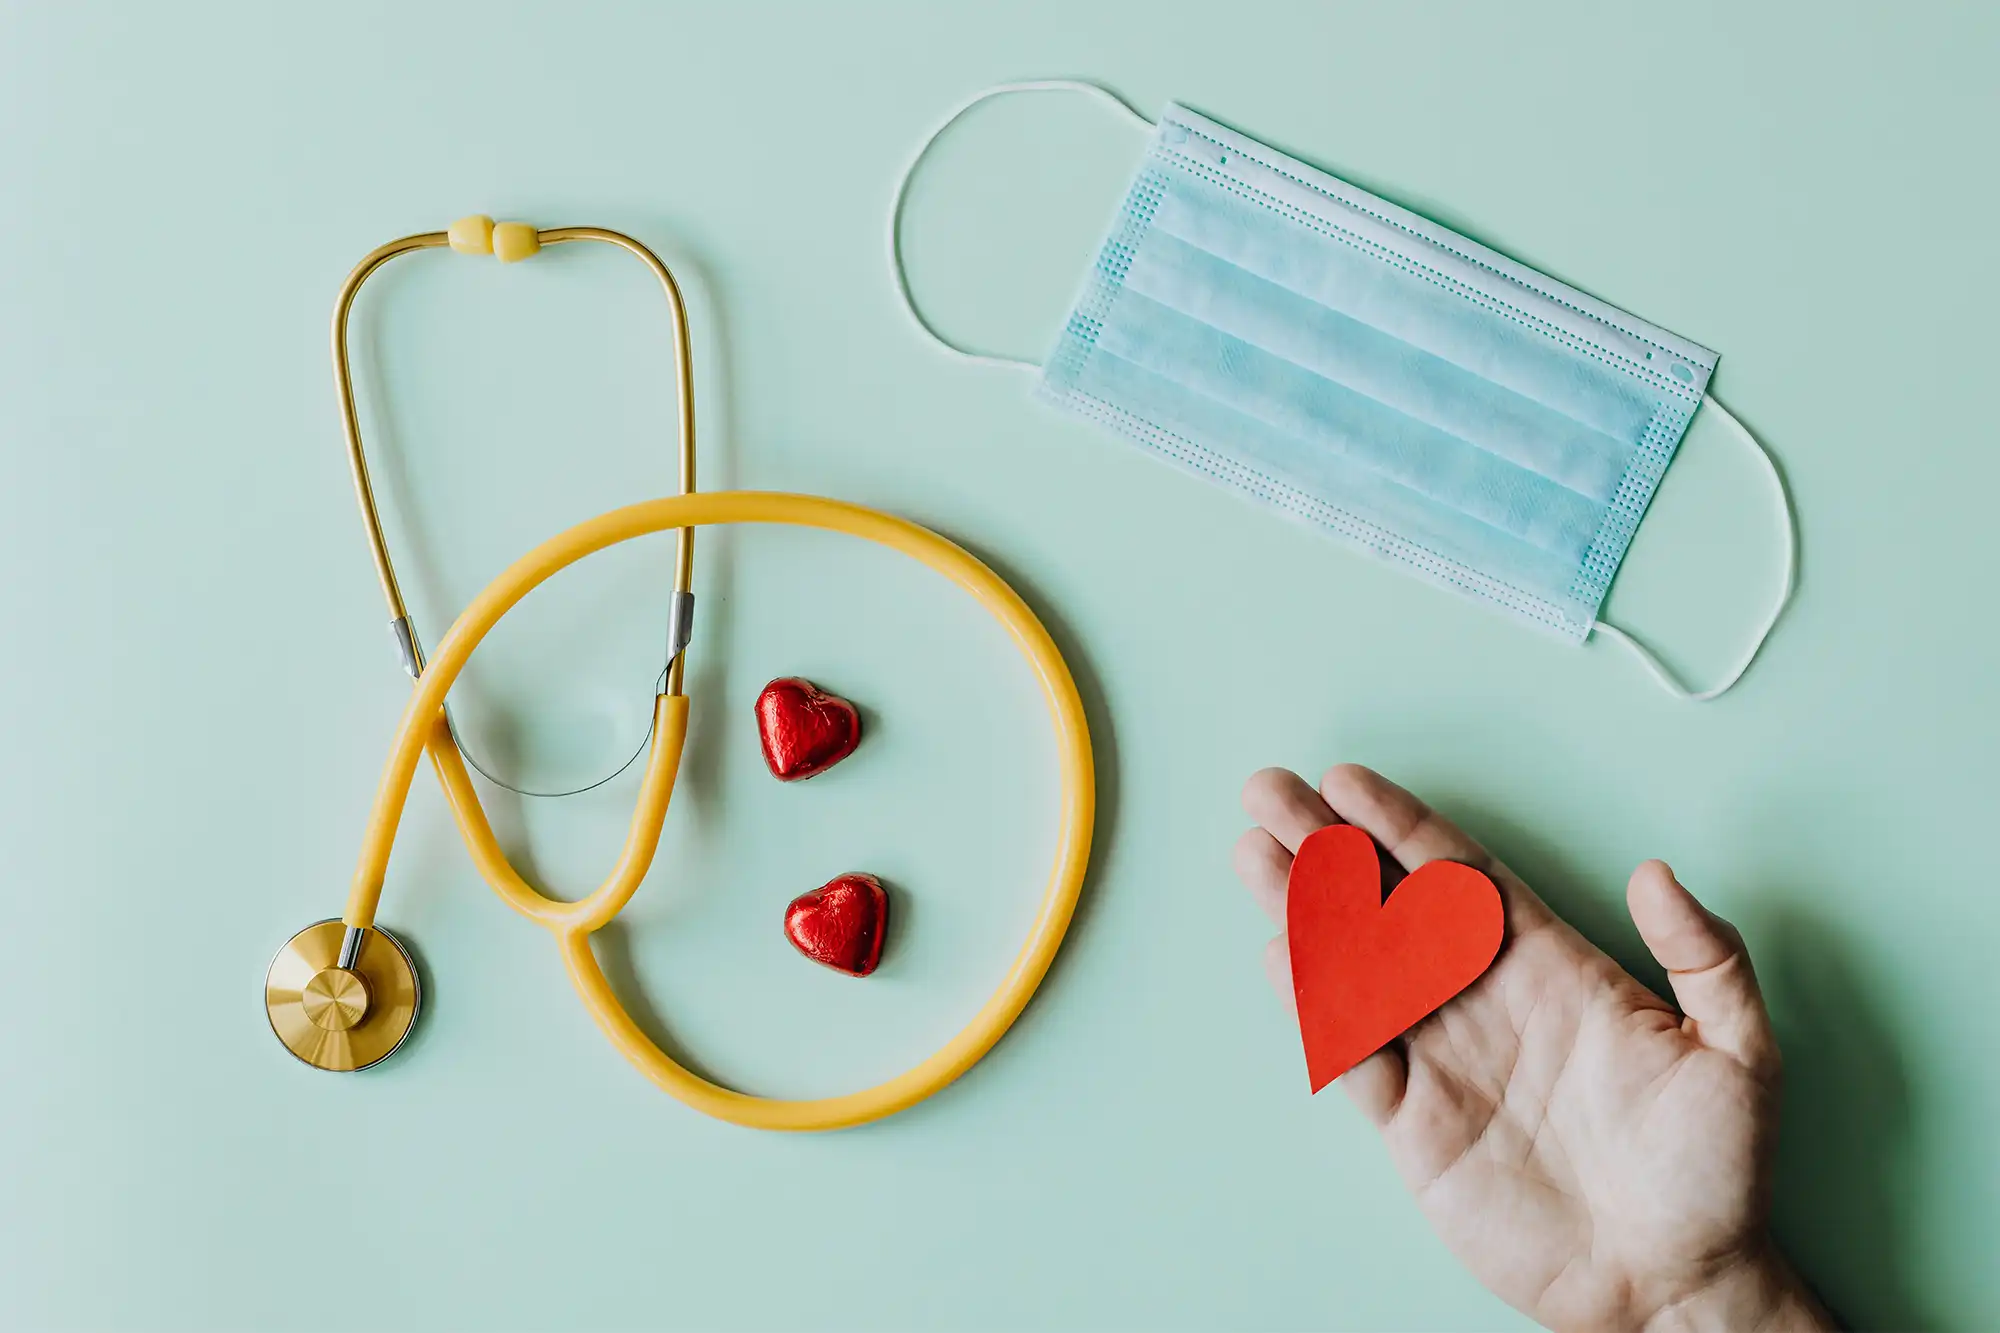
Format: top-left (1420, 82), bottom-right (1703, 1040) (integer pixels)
top-left (891, 82), bottom-right (1795, 700)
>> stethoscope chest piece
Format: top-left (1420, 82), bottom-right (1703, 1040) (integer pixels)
top-left (265, 920), bottom-right (420, 1072)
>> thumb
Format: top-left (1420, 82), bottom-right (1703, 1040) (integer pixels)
top-left (1626, 860), bottom-right (1780, 1076)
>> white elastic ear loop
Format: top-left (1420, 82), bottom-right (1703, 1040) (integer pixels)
top-left (1592, 392), bottom-right (1797, 702)
top-left (889, 80), bottom-right (1154, 371)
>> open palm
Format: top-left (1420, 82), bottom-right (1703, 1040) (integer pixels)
top-left (1234, 765), bottom-right (1831, 1333)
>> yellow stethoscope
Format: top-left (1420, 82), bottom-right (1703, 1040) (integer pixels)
top-left (264, 217), bottom-right (1094, 1131)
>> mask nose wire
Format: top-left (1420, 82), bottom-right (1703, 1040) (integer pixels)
top-left (889, 79), bottom-right (1153, 371)
top-left (1592, 391), bottom-right (1798, 702)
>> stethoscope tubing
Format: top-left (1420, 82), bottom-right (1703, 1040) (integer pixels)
top-left (313, 219), bottom-right (1095, 1128)
top-left (345, 489), bottom-right (1095, 1130)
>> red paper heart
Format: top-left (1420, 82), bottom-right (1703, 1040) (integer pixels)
top-left (785, 874), bottom-right (889, 977)
top-left (1287, 824), bottom-right (1504, 1092)
top-left (755, 677), bottom-right (861, 781)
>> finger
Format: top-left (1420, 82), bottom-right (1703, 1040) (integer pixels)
top-left (1317, 762), bottom-right (1499, 874)
top-left (1627, 860), bottom-right (1780, 1075)
top-left (1317, 763), bottom-right (1556, 933)
top-left (1242, 767), bottom-right (1343, 853)
top-left (1233, 827), bottom-right (1292, 926)
top-left (1264, 936), bottom-right (1407, 1124)
top-left (1263, 934), bottom-right (1295, 1016)
top-left (1340, 1047), bottom-right (1410, 1126)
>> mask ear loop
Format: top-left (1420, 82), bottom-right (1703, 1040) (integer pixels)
top-left (1592, 392), bottom-right (1797, 702)
top-left (889, 79), bottom-right (1153, 371)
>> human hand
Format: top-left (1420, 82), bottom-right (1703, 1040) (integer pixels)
top-left (1234, 765), bottom-right (1836, 1333)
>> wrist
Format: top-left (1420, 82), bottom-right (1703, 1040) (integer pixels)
top-left (1639, 1243), bottom-right (1835, 1333)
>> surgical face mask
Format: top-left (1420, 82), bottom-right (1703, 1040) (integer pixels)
top-left (889, 81), bottom-right (1795, 701)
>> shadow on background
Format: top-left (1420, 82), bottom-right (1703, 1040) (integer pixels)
top-left (954, 538), bottom-right (1122, 1006)
top-left (1437, 804), bottom-right (1934, 1331)
top-left (1446, 803), bottom-right (1652, 978)
top-left (1756, 906), bottom-right (1932, 1332)
top-left (374, 925), bottom-right (440, 1067)
top-left (590, 918), bottom-right (729, 1088)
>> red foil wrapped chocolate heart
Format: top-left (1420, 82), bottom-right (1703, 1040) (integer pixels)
top-left (754, 677), bottom-right (861, 781)
top-left (784, 874), bottom-right (889, 977)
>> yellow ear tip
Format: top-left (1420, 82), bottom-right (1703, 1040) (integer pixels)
top-left (447, 214), bottom-right (495, 255)
top-left (491, 222), bottom-right (541, 263)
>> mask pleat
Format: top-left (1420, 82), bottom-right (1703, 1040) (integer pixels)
top-left (1122, 232), bottom-right (1631, 504)
top-left (1095, 289), bottom-right (1603, 563)
top-left (1152, 172), bottom-right (1660, 449)
top-left (1071, 348), bottom-right (1581, 607)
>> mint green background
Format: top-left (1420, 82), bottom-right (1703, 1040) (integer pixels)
top-left (2, 3), bottom-right (1993, 1329)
